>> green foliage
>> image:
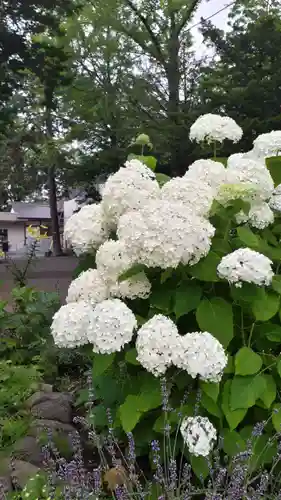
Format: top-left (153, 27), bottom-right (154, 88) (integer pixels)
top-left (0, 361), bottom-right (39, 417)
top-left (251, 289), bottom-right (280, 321)
top-left (74, 196), bottom-right (281, 479)
top-left (221, 380), bottom-right (247, 430)
top-left (92, 353), bottom-right (116, 378)
top-left (230, 375), bottom-right (267, 410)
top-left (0, 361), bottom-right (40, 450)
top-left (0, 285), bottom-right (90, 390)
top-left (266, 157), bottom-right (281, 187)
top-left (128, 154), bottom-right (157, 171)
top-left (235, 347), bottom-right (263, 375)
top-left (196, 297), bottom-right (233, 347)
top-left (0, 286), bottom-right (60, 368)
top-left (173, 282), bottom-right (202, 319)
top-left (200, 15), bottom-right (281, 153)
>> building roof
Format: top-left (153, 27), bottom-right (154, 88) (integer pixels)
top-left (0, 212), bottom-right (17, 223)
top-left (11, 203), bottom-right (51, 220)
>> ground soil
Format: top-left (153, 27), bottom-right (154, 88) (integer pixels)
top-left (0, 256), bottom-right (78, 308)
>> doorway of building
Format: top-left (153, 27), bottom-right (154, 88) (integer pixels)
top-left (0, 229), bottom-right (8, 243)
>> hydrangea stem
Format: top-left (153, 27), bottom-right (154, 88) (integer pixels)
top-left (213, 141), bottom-right (217, 159)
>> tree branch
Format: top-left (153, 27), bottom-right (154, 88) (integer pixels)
top-left (176, 0), bottom-right (202, 35)
top-left (123, 0), bottom-right (165, 64)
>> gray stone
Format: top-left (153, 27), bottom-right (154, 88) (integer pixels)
top-left (11, 460), bottom-right (40, 488)
top-left (0, 475), bottom-right (13, 494)
top-left (29, 419), bottom-right (77, 437)
top-left (0, 460), bottom-right (12, 493)
top-left (28, 420), bottom-right (78, 459)
top-left (39, 383), bottom-right (53, 393)
top-left (13, 436), bottom-right (43, 466)
top-left (26, 391), bottom-right (73, 410)
top-left (31, 399), bottom-right (72, 424)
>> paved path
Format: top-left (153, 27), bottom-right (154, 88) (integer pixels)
top-left (0, 256), bottom-right (78, 306)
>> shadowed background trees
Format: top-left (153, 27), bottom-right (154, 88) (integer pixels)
top-left (1, 0), bottom-right (281, 247)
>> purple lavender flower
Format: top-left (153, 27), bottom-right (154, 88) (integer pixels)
top-left (168, 459), bottom-right (177, 490)
top-left (127, 432), bottom-right (136, 466)
top-left (252, 421), bottom-right (265, 437)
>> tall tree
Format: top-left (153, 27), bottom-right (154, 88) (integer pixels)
top-left (199, 11), bottom-right (281, 154)
top-left (229, 0), bottom-right (281, 26)
top-left (28, 39), bottom-right (73, 255)
top-left (89, 0), bottom-right (203, 174)
top-left (60, 5), bottom-right (172, 183)
top-left (0, 1), bottom-right (76, 253)
top-left (0, 0), bottom-right (75, 130)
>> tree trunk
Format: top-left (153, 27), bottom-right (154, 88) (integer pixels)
top-left (45, 104), bottom-right (63, 256)
top-left (166, 21), bottom-right (182, 176)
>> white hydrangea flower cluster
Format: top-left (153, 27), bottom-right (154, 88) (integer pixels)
top-left (87, 299), bottom-right (137, 354)
top-left (185, 159), bottom-right (228, 190)
top-left (95, 240), bottom-right (152, 300)
top-left (136, 315), bottom-right (180, 376)
top-left (217, 248), bottom-right (274, 287)
top-left (117, 199), bottom-right (215, 269)
top-left (96, 240), bottom-right (134, 283)
top-left (227, 152), bottom-right (246, 168)
top-left (64, 204), bottom-right (109, 255)
top-left (189, 114), bottom-right (243, 144)
top-left (51, 302), bottom-right (96, 348)
top-left (110, 272), bottom-right (151, 300)
top-left (161, 176), bottom-right (215, 217)
top-left (253, 131), bottom-right (281, 157)
top-left (101, 159), bottom-right (160, 228)
top-left (136, 316), bottom-right (227, 382)
top-left (226, 158), bottom-right (274, 201)
top-left (174, 332), bottom-right (227, 383)
top-left (235, 202), bottom-right (274, 229)
top-left (216, 183), bottom-right (259, 207)
top-left (247, 202), bottom-right (274, 229)
top-left (66, 269), bottom-right (109, 307)
top-left (269, 184), bottom-right (281, 212)
top-left (180, 416), bottom-right (217, 457)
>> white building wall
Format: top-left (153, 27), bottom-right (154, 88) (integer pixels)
top-left (0, 223), bottom-right (25, 252)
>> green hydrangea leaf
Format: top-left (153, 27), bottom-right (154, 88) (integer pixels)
top-left (125, 349), bottom-right (140, 365)
top-left (272, 276), bottom-right (281, 294)
top-left (201, 393), bottom-right (222, 418)
top-left (259, 374), bottom-right (276, 409)
top-left (230, 375), bottom-right (267, 410)
top-left (252, 289), bottom-right (280, 321)
top-left (237, 226), bottom-right (260, 248)
top-left (222, 429), bottom-right (246, 457)
top-left (266, 157), bottom-right (281, 187)
top-left (189, 252), bottom-right (221, 282)
top-left (196, 297), bottom-right (233, 347)
top-left (222, 380), bottom-right (247, 430)
top-left (155, 173), bottom-right (170, 186)
top-left (173, 282), bottom-right (202, 319)
top-left (190, 455), bottom-right (210, 480)
top-left (235, 347), bottom-right (263, 376)
top-left (200, 381), bottom-right (220, 402)
top-left (92, 353), bottom-right (116, 378)
top-left (119, 395), bottom-right (142, 432)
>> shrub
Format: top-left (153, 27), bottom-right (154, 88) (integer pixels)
top-left (51, 118), bottom-right (281, 483)
top-left (0, 360), bottom-right (40, 451)
top-left (9, 404), bottom-right (281, 499)
top-left (0, 287), bottom-right (60, 365)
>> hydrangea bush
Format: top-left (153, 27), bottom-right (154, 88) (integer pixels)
top-left (54, 114), bottom-right (281, 479)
